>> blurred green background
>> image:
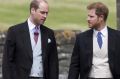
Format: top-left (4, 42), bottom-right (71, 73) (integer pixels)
top-left (0, 0), bottom-right (116, 31)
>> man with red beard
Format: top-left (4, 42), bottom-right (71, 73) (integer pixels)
top-left (68, 2), bottom-right (120, 79)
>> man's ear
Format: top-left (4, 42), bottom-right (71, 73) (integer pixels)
top-left (31, 8), bottom-right (35, 14)
top-left (100, 15), bottom-right (104, 21)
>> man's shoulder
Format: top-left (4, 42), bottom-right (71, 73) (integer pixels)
top-left (41, 25), bottom-right (54, 33)
top-left (108, 27), bottom-right (120, 34)
top-left (77, 29), bottom-right (93, 37)
top-left (8, 21), bottom-right (27, 31)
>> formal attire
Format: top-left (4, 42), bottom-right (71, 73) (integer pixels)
top-left (2, 19), bottom-right (58, 79)
top-left (68, 27), bottom-right (120, 79)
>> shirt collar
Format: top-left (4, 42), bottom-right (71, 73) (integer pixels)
top-left (27, 18), bottom-right (40, 31)
top-left (93, 25), bottom-right (108, 37)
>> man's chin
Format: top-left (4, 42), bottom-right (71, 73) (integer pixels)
top-left (88, 25), bottom-right (93, 28)
top-left (40, 21), bottom-right (45, 25)
top-left (38, 22), bottom-right (44, 25)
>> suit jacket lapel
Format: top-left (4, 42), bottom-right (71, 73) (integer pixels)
top-left (21, 21), bottom-right (33, 60)
top-left (40, 25), bottom-right (48, 61)
top-left (84, 29), bottom-right (93, 66)
top-left (85, 29), bottom-right (93, 51)
top-left (108, 27), bottom-right (115, 67)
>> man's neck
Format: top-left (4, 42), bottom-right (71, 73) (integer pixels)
top-left (95, 22), bottom-right (106, 31)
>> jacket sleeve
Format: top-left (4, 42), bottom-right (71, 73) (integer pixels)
top-left (2, 27), bottom-right (17, 79)
top-left (68, 35), bottom-right (80, 79)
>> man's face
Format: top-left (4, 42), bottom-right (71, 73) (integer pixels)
top-left (87, 9), bottom-right (101, 29)
top-left (31, 2), bottom-right (49, 25)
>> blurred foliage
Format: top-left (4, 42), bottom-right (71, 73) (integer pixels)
top-left (0, 0), bottom-right (116, 31)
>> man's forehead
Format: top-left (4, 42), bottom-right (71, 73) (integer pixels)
top-left (88, 9), bottom-right (96, 13)
top-left (38, 2), bottom-right (48, 10)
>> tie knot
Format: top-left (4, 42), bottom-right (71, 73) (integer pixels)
top-left (34, 26), bottom-right (39, 36)
top-left (34, 32), bottom-right (39, 36)
top-left (97, 32), bottom-right (102, 36)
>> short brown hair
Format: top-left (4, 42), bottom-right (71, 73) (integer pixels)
top-left (30, 0), bottom-right (48, 13)
top-left (87, 2), bottom-right (109, 21)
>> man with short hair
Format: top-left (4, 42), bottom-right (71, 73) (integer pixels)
top-left (2, 0), bottom-right (58, 79)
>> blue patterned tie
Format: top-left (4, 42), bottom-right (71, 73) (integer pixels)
top-left (97, 32), bottom-right (102, 49)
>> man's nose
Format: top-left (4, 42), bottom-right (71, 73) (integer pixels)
top-left (87, 17), bottom-right (90, 21)
top-left (43, 13), bottom-right (47, 18)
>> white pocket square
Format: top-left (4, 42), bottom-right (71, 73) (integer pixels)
top-left (48, 38), bottom-right (51, 43)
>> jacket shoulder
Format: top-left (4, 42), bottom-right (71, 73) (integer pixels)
top-left (41, 25), bottom-right (53, 31)
top-left (40, 25), bottom-right (54, 33)
top-left (76, 29), bottom-right (93, 38)
top-left (8, 21), bottom-right (27, 31)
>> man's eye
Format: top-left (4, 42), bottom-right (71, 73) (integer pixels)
top-left (40, 11), bottom-right (48, 14)
top-left (90, 16), bottom-right (94, 18)
top-left (40, 11), bottom-right (45, 14)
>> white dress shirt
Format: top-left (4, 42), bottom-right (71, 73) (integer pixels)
top-left (27, 18), bottom-right (43, 77)
top-left (89, 26), bottom-right (113, 78)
